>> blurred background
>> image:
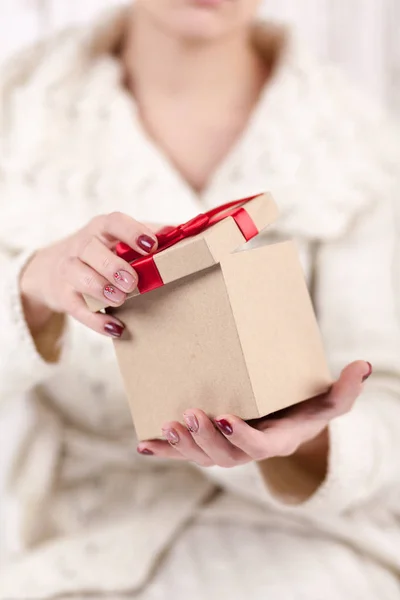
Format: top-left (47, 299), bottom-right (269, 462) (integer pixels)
top-left (1, 0), bottom-right (400, 117)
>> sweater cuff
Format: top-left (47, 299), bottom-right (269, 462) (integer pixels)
top-left (0, 251), bottom-right (67, 398)
top-left (257, 394), bottom-right (386, 515)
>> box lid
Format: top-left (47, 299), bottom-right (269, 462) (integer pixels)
top-left (85, 192), bottom-right (278, 312)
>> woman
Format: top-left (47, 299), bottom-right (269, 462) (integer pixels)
top-left (1, 0), bottom-right (400, 598)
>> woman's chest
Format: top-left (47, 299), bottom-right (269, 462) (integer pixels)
top-left (3, 69), bottom-right (358, 253)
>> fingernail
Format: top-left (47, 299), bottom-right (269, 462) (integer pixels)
top-left (104, 322), bottom-right (125, 338)
top-left (183, 413), bottom-right (199, 433)
top-left (137, 447), bottom-right (154, 456)
top-left (103, 284), bottom-right (124, 303)
top-left (137, 235), bottom-right (156, 253)
top-left (114, 270), bottom-right (137, 291)
top-left (162, 428), bottom-right (180, 445)
top-left (362, 362), bottom-right (373, 382)
top-left (215, 419), bottom-right (233, 436)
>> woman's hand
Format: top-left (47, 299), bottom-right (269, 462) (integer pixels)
top-left (20, 212), bottom-right (157, 337)
top-left (137, 361), bottom-right (372, 470)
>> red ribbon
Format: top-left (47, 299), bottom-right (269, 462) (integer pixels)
top-left (116, 195), bottom-right (259, 294)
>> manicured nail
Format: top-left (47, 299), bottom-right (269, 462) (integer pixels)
top-left (362, 362), bottom-right (373, 382)
top-left (104, 322), bottom-right (125, 338)
top-left (137, 447), bottom-right (154, 456)
top-left (103, 284), bottom-right (120, 301)
top-left (162, 428), bottom-right (180, 445)
top-left (215, 419), bottom-right (233, 436)
top-left (137, 235), bottom-right (156, 253)
top-left (114, 270), bottom-right (137, 291)
top-left (183, 413), bottom-right (199, 433)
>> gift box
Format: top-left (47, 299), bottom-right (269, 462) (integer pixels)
top-left (86, 193), bottom-right (332, 440)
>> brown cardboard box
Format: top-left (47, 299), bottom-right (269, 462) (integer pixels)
top-left (87, 193), bottom-right (332, 440)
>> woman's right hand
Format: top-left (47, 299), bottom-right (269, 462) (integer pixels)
top-left (20, 212), bottom-right (158, 338)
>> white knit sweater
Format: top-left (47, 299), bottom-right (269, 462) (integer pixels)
top-left (1, 8), bottom-right (400, 599)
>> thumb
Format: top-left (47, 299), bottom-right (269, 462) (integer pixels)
top-left (327, 360), bottom-right (372, 415)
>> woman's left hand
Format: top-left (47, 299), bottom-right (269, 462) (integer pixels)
top-left (137, 361), bottom-right (372, 468)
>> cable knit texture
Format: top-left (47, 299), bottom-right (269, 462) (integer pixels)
top-left (1, 7), bottom-right (400, 599)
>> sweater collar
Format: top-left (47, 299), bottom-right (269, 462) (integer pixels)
top-left (82, 7), bottom-right (396, 239)
top-left (9, 7), bottom-right (398, 241)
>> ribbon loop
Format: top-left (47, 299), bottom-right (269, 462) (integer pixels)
top-left (180, 214), bottom-right (210, 237)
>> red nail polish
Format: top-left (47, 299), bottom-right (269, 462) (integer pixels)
top-left (137, 447), bottom-right (154, 456)
top-left (137, 235), bottom-right (156, 253)
top-left (104, 322), bottom-right (124, 338)
top-left (215, 419), bottom-right (233, 436)
top-left (362, 362), bottom-right (373, 382)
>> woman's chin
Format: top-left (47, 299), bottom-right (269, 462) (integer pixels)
top-left (160, 6), bottom-right (237, 42)
top-left (170, 19), bottom-right (229, 41)
top-left (136, 0), bottom-right (251, 43)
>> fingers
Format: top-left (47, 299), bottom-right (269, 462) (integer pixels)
top-left (137, 425), bottom-right (214, 467)
top-left (212, 415), bottom-right (291, 460)
top-left (138, 411), bottom-right (248, 467)
top-left (173, 410), bottom-right (247, 467)
top-left (161, 422), bottom-right (215, 467)
top-left (213, 413), bottom-right (327, 460)
top-left (326, 360), bottom-right (372, 415)
top-left (92, 212), bottom-right (158, 256)
top-left (61, 257), bottom-right (127, 307)
top-left (255, 360), bottom-right (372, 428)
top-left (78, 236), bottom-right (138, 294)
top-left (137, 439), bottom-right (187, 460)
top-left (294, 360), bottom-right (370, 420)
top-left (67, 293), bottom-right (126, 338)
top-left (181, 410), bottom-right (247, 467)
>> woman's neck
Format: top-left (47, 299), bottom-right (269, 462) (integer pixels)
top-left (122, 8), bottom-right (265, 108)
top-left (120, 6), bottom-right (269, 192)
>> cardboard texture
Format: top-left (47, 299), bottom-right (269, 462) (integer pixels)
top-left (95, 193), bottom-right (333, 441)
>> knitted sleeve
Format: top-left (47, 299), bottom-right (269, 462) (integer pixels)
top-left (0, 249), bottom-right (68, 399)
top-left (0, 40), bottom-right (73, 400)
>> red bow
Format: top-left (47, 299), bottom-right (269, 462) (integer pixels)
top-left (116, 195), bottom-right (259, 294)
